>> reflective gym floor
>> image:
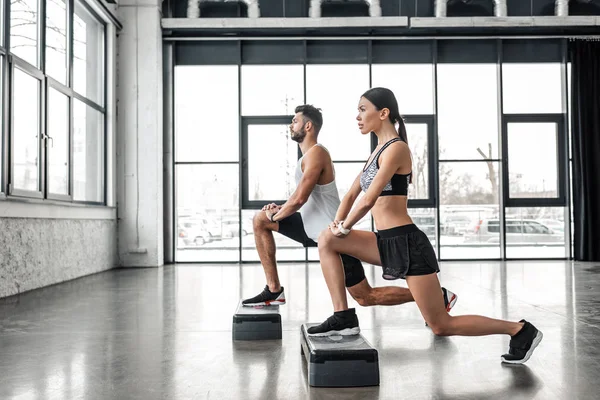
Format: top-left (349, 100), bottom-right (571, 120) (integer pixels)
top-left (1, 261), bottom-right (599, 400)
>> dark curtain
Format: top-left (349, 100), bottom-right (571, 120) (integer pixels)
top-left (570, 40), bottom-right (600, 261)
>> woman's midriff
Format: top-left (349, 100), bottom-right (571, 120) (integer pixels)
top-left (371, 196), bottom-right (414, 231)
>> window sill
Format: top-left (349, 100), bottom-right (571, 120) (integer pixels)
top-left (0, 197), bottom-right (116, 220)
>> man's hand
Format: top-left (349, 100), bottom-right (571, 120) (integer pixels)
top-left (265, 206), bottom-right (281, 223)
top-left (262, 203), bottom-right (279, 212)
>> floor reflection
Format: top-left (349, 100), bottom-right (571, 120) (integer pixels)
top-left (0, 261), bottom-right (599, 399)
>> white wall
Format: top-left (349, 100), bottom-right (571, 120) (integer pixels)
top-left (117, 0), bottom-right (164, 267)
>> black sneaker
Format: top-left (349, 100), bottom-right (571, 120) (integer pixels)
top-left (501, 320), bottom-right (543, 364)
top-left (442, 287), bottom-right (458, 312)
top-left (242, 285), bottom-right (285, 306)
top-left (306, 308), bottom-right (360, 337)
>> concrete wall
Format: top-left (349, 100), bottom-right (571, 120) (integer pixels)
top-left (0, 205), bottom-right (117, 298)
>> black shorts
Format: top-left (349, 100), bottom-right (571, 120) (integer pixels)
top-left (277, 212), bottom-right (366, 287)
top-left (375, 224), bottom-right (440, 280)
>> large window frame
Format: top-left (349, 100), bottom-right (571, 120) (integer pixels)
top-left (169, 38), bottom-right (573, 263)
top-left (0, 0), bottom-right (108, 205)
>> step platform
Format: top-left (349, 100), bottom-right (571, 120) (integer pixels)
top-left (232, 300), bottom-right (282, 341)
top-left (300, 323), bottom-right (380, 387)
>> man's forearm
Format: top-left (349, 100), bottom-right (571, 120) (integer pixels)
top-left (271, 196), bottom-right (305, 222)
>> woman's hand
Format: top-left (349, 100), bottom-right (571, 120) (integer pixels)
top-left (329, 220), bottom-right (349, 238)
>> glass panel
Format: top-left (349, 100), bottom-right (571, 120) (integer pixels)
top-left (176, 164), bottom-right (240, 262)
top-left (306, 65), bottom-right (370, 161)
top-left (503, 63), bottom-right (563, 114)
top-left (406, 123), bottom-right (429, 199)
top-left (175, 66), bottom-right (239, 162)
top-left (0, 57), bottom-right (3, 193)
top-left (441, 162), bottom-right (500, 259)
top-left (48, 88), bottom-right (69, 195)
top-left (73, 99), bottom-right (103, 202)
top-left (505, 207), bottom-right (568, 258)
top-left (10, 0), bottom-right (39, 66)
top-left (13, 69), bottom-right (40, 192)
top-left (241, 65), bottom-right (304, 116)
top-left (334, 162), bottom-right (371, 231)
top-left (438, 64), bottom-right (499, 160)
top-left (46, 0), bottom-right (68, 84)
top-left (247, 124), bottom-right (297, 201)
top-left (332, 163), bottom-right (373, 231)
top-left (410, 208), bottom-right (437, 246)
top-left (371, 64), bottom-right (434, 115)
top-left (74, 0), bottom-right (104, 105)
top-left (508, 122), bottom-right (559, 198)
top-left (241, 209), bottom-right (305, 262)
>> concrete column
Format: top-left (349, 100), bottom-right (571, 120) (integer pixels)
top-left (117, 0), bottom-right (164, 267)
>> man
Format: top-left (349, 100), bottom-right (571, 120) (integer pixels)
top-left (242, 105), bottom-right (457, 312)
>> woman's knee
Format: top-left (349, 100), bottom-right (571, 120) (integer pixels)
top-left (428, 317), bottom-right (453, 336)
top-left (317, 228), bottom-right (335, 248)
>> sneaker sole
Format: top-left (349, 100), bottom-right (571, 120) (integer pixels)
top-left (242, 300), bottom-right (286, 307)
top-left (446, 293), bottom-right (458, 312)
top-left (501, 330), bottom-right (543, 364)
top-left (307, 327), bottom-right (360, 337)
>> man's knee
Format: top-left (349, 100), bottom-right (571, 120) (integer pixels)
top-left (353, 292), bottom-right (375, 307)
top-left (253, 211), bottom-right (269, 231)
top-left (349, 281), bottom-right (375, 307)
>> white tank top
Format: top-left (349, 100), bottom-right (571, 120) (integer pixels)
top-left (296, 144), bottom-right (341, 242)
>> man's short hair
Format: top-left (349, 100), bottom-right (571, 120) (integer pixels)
top-left (295, 105), bottom-right (323, 134)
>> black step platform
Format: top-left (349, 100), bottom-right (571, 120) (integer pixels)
top-left (300, 323), bottom-right (380, 387)
top-left (232, 301), bottom-right (282, 341)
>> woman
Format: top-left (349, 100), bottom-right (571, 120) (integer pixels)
top-left (307, 87), bottom-right (542, 364)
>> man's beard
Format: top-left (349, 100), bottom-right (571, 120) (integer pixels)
top-left (290, 125), bottom-right (307, 143)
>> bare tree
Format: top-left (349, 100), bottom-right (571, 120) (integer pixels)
top-left (476, 142), bottom-right (498, 201)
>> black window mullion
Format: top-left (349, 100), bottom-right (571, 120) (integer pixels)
top-left (503, 114), bottom-right (567, 207)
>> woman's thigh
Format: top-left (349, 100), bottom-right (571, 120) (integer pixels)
top-left (319, 229), bottom-right (382, 267)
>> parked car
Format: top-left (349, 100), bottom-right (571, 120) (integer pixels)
top-left (178, 220), bottom-right (214, 247)
top-left (538, 219), bottom-right (565, 233)
top-left (441, 214), bottom-right (473, 236)
top-left (411, 215), bottom-right (436, 237)
top-left (464, 219), bottom-right (563, 244)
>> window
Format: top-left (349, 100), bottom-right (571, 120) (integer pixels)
top-left (507, 122), bottom-right (559, 199)
top-left (306, 65), bottom-right (370, 161)
top-left (440, 162), bottom-right (500, 260)
top-left (47, 88), bottom-right (70, 196)
top-left (242, 65), bottom-right (304, 116)
top-left (10, 0), bottom-right (39, 66)
top-left (73, 99), bottom-right (103, 202)
top-left (175, 66), bottom-right (239, 162)
top-left (12, 68), bottom-right (41, 193)
top-left (371, 64), bottom-right (434, 115)
top-left (502, 63), bottom-right (563, 114)
top-left (4, 0), bottom-right (107, 203)
top-left (0, 57), bottom-right (3, 195)
top-left (505, 207), bottom-right (568, 259)
top-left (46, 0), bottom-right (68, 84)
top-left (246, 122), bottom-right (297, 202)
top-left (74, 0), bottom-right (104, 105)
top-left (438, 64), bottom-right (499, 160)
top-left (176, 164), bottom-right (240, 262)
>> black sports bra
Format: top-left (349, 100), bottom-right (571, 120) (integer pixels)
top-left (360, 138), bottom-right (411, 196)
